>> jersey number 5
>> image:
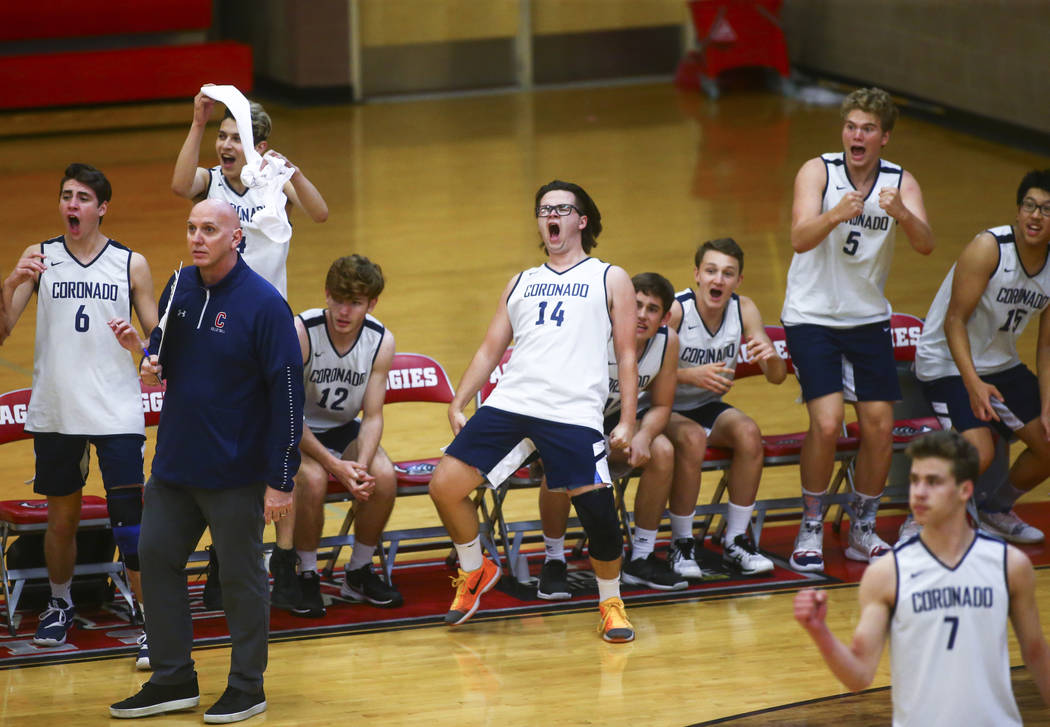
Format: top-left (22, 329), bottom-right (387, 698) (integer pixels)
top-left (842, 230), bottom-right (861, 256)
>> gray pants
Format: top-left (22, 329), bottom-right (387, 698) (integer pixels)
top-left (140, 475), bottom-right (268, 692)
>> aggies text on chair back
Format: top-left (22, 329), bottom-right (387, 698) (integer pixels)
top-left (384, 352), bottom-right (455, 406)
top-left (889, 312), bottom-right (924, 363)
top-left (732, 325), bottom-right (794, 379)
top-left (0, 388), bottom-right (31, 446)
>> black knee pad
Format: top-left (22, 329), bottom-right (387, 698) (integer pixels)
top-left (571, 487), bottom-right (623, 562)
top-left (106, 486), bottom-right (143, 569)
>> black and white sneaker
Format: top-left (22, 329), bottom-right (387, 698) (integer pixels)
top-left (536, 559), bottom-right (571, 600)
top-left (722, 534), bottom-right (774, 575)
top-left (203, 685), bottom-right (266, 724)
top-left (291, 571), bottom-right (327, 618)
top-left (340, 564), bottom-right (404, 608)
top-left (110, 676), bottom-right (200, 718)
top-left (621, 553), bottom-right (688, 590)
top-left (667, 538), bottom-right (704, 580)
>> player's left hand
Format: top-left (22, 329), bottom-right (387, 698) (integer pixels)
top-left (261, 150), bottom-right (297, 176)
top-left (627, 432), bottom-right (651, 468)
top-left (107, 317), bottom-right (144, 354)
top-left (744, 335), bottom-right (777, 362)
top-left (793, 588), bottom-right (829, 632)
top-left (878, 187), bottom-right (908, 220)
top-left (264, 486), bottom-right (294, 525)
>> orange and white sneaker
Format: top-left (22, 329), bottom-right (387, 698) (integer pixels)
top-left (445, 558), bottom-right (502, 626)
top-left (598, 597), bottom-right (635, 643)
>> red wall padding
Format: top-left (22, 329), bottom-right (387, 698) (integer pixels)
top-left (0, 0), bottom-right (212, 42)
top-left (0, 42), bottom-right (253, 110)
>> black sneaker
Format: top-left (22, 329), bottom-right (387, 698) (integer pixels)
top-left (291, 571), bottom-right (326, 618)
top-left (203, 685), bottom-right (266, 724)
top-left (202, 545), bottom-right (223, 611)
top-left (268, 546), bottom-right (301, 610)
top-left (536, 559), bottom-right (571, 600)
top-left (340, 563), bottom-right (404, 608)
top-left (621, 553), bottom-right (688, 590)
top-left (110, 676), bottom-right (200, 718)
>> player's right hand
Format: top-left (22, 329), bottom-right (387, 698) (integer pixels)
top-left (448, 407), bottom-right (468, 436)
top-left (833, 191), bottom-right (865, 223)
top-left (967, 380), bottom-right (1003, 422)
top-left (139, 354), bottom-right (162, 384)
top-left (9, 251), bottom-right (46, 287)
top-left (193, 87), bottom-right (216, 126)
top-left (689, 362), bottom-right (734, 394)
top-left (793, 588), bottom-right (829, 630)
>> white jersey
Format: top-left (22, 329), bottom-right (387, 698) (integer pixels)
top-left (206, 166), bottom-right (289, 298)
top-left (27, 237), bottom-right (144, 436)
top-left (606, 326), bottom-right (669, 419)
top-left (300, 308), bottom-right (386, 434)
top-left (890, 533), bottom-right (1019, 727)
top-left (782, 152), bottom-right (901, 327)
top-left (483, 257), bottom-right (611, 432)
top-left (673, 290), bottom-right (741, 411)
top-left (916, 225), bottom-right (1050, 381)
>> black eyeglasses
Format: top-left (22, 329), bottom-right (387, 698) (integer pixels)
top-left (1021, 198), bottom-right (1050, 217)
top-left (536, 203), bottom-right (580, 218)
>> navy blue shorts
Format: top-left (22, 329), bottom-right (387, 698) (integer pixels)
top-left (32, 432), bottom-right (146, 497)
top-left (784, 321), bottom-right (901, 403)
top-left (674, 401), bottom-right (733, 434)
top-left (446, 406), bottom-right (610, 490)
top-left (314, 419), bottom-right (361, 455)
top-left (921, 364), bottom-right (1040, 438)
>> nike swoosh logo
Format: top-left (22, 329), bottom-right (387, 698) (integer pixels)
top-left (314, 352), bottom-right (323, 357)
top-left (835, 185), bottom-right (847, 190)
top-left (1003, 268), bottom-right (1014, 273)
top-left (910, 571), bottom-right (924, 578)
top-left (50, 261), bottom-right (64, 266)
top-left (687, 324), bottom-right (699, 330)
top-left (468, 579), bottom-right (483, 595)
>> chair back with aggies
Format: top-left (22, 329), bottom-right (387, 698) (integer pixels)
top-left (0, 381), bottom-right (165, 635)
top-left (320, 352), bottom-right (469, 580)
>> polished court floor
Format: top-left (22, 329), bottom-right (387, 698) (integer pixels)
top-left (0, 81), bottom-right (1049, 725)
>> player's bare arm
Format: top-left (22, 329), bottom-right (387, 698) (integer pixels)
top-left (667, 298), bottom-right (733, 394)
top-left (1006, 544), bottom-right (1050, 706)
top-left (171, 90), bottom-right (215, 200)
top-left (608, 265), bottom-right (637, 452)
top-left (791, 157), bottom-right (861, 253)
top-left (128, 251), bottom-right (158, 340)
top-left (629, 329), bottom-right (678, 468)
top-left (355, 330), bottom-right (395, 473)
top-left (945, 232), bottom-right (1003, 422)
top-left (795, 553), bottom-right (895, 691)
top-left (739, 295), bottom-right (786, 384)
top-left (277, 153), bottom-right (329, 223)
top-left (879, 170), bottom-right (934, 254)
top-left (447, 275), bottom-right (516, 434)
top-left (1035, 306), bottom-right (1050, 440)
top-left (3, 245), bottom-right (46, 333)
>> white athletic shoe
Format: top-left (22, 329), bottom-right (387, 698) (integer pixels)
top-left (979, 510), bottom-right (1045, 544)
top-left (897, 514), bottom-right (922, 543)
top-left (667, 538), bottom-right (704, 580)
top-left (845, 521), bottom-right (891, 563)
top-left (722, 534), bottom-right (774, 575)
top-left (789, 520), bottom-right (824, 573)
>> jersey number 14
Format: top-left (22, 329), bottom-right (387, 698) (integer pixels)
top-left (535, 301), bottom-right (565, 327)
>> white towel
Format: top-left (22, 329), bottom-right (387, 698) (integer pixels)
top-left (200, 85), bottom-right (293, 243)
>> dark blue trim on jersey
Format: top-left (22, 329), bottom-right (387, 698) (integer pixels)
top-left (1001, 226), bottom-right (1049, 278)
top-left (364, 318), bottom-right (385, 367)
top-left (505, 270), bottom-right (523, 300)
top-left (920, 529), bottom-right (981, 572)
top-left (602, 263), bottom-right (612, 327)
top-left (124, 246), bottom-right (133, 320)
top-left (58, 236), bottom-right (116, 269)
top-left (542, 255), bottom-right (597, 276)
top-left (1000, 533), bottom-right (1011, 613)
top-left (824, 153), bottom-right (902, 201)
top-left (210, 166), bottom-right (251, 199)
top-left (673, 290), bottom-right (694, 334)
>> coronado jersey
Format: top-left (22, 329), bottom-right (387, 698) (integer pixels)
top-left (483, 257), bottom-right (612, 432)
top-left (206, 166), bottom-right (290, 298)
top-left (916, 225), bottom-right (1050, 381)
top-left (607, 326), bottom-right (669, 418)
top-left (782, 152), bottom-right (902, 327)
top-left (300, 308), bottom-right (386, 433)
top-left (890, 533), bottom-right (1019, 727)
top-left (27, 237), bottom-right (144, 436)
top-left (673, 290), bottom-right (741, 411)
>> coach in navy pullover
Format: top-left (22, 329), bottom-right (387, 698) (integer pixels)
top-left (147, 255), bottom-right (303, 491)
top-left (114, 200), bottom-right (303, 716)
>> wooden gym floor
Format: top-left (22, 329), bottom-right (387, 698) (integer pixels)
top-left (0, 81), bottom-right (1048, 725)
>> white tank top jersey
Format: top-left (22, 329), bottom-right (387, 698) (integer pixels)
top-left (890, 533), bottom-right (1020, 727)
top-left (915, 225), bottom-right (1050, 381)
top-left (606, 326), bottom-right (669, 418)
top-left (483, 257), bottom-right (612, 432)
top-left (299, 308), bottom-right (386, 434)
top-left (206, 166), bottom-right (290, 299)
top-left (27, 237), bottom-right (145, 436)
top-left (782, 152), bottom-right (902, 327)
top-left (673, 290), bottom-right (741, 411)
